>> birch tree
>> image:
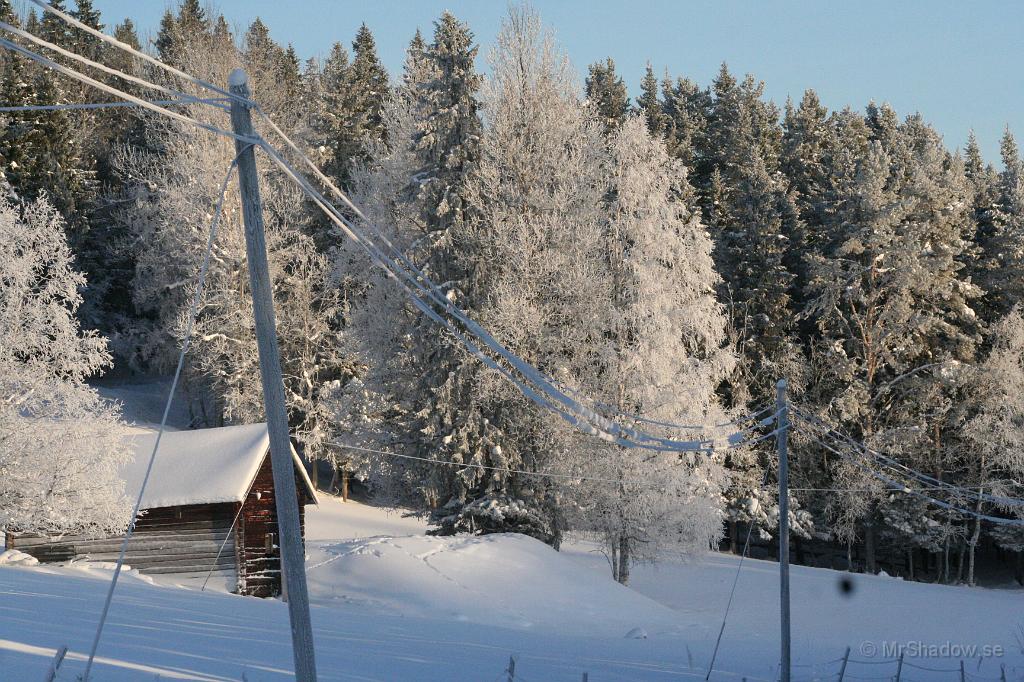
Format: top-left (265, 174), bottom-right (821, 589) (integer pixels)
top-left (0, 195), bottom-right (131, 536)
top-left (573, 115), bottom-right (734, 583)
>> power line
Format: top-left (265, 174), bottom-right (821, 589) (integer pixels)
top-left (0, 19), bottom-right (228, 109)
top-left (0, 97), bottom-right (229, 113)
top-left (26, 0), bottom-right (253, 108)
top-left (334, 430), bottom-right (782, 486)
top-left (799, 430), bottom-right (1024, 526)
top-left (0, 36), bottom-right (254, 145)
top-left (256, 109), bottom-right (770, 436)
top-left (792, 407), bottom-right (1024, 508)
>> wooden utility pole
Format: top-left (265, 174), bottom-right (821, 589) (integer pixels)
top-left (776, 379), bottom-right (791, 682)
top-left (229, 68), bottom-right (318, 682)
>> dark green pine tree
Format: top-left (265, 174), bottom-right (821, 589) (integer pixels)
top-left (403, 29), bottom-right (428, 89)
top-left (176, 0), bottom-right (209, 37)
top-left (660, 72), bottom-right (709, 171)
top-left (38, 0), bottom-right (74, 48)
top-left (316, 25), bottom-right (389, 188)
top-left (396, 14), bottom-right (484, 531)
top-left (69, 0), bottom-right (104, 63)
top-left (77, 17), bottom-right (147, 336)
top-left (636, 62), bottom-right (667, 138)
top-left (155, 0), bottom-right (210, 66)
top-left (278, 45), bottom-right (302, 102)
top-left (349, 24), bottom-right (390, 146)
top-left (24, 9), bottom-right (39, 35)
top-left (980, 128), bottom-right (1024, 316)
top-left (585, 57), bottom-right (629, 134)
top-left (154, 9), bottom-right (177, 62)
top-left (315, 41), bottom-right (353, 185)
top-left (700, 63), bottom-right (802, 405)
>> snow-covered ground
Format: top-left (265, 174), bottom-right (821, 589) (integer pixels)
top-left (2, 496), bottom-right (1023, 680)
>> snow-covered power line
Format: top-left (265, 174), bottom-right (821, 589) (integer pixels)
top-left (257, 115), bottom-right (767, 439)
top-left (0, 37), bottom-right (253, 145)
top-left (25, 0), bottom-right (254, 108)
top-left (0, 97), bottom-right (229, 113)
top-left (81, 150), bottom-right (247, 682)
top-left (0, 19), bottom-right (229, 108)
top-left (262, 140), bottom-right (764, 453)
top-left (792, 407), bottom-right (1024, 508)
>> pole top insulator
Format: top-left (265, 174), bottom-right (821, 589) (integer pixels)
top-left (228, 68), bottom-right (249, 88)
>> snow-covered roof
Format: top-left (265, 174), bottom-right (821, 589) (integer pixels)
top-left (121, 423), bottom-right (317, 509)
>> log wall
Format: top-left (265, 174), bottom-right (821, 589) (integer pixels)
top-left (8, 503), bottom-right (238, 579)
top-left (237, 454), bottom-right (308, 597)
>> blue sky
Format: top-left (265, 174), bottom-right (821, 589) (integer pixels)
top-left (84, 0), bottom-right (1020, 165)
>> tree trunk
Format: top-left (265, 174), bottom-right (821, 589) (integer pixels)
top-left (968, 517), bottom-right (982, 587)
top-left (906, 548), bottom-right (915, 581)
top-left (955, 542), bottom-right (965, 584)
top-left (341, 469), bottom-right (350, 502)
top-left (942, 537), bottom-right (950, 584)
top-left (729, 519), bottom-right (738, 554)
top-left (864, 524), bottom-right (876, 574)
top-left (846, 542), bottom-right (853, 572)
top-left (617, 535), bottom-right (630, 586)
top-left (1015, 552), bottom-right (1023, 587)
top-left (328, 463), bottom-right (339, 495)
top-left (609, 541), bottom-right (619, 582)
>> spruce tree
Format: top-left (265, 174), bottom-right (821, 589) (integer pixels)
top-left (412, 12), bottom-right (482, 232)
top-left (349, 24), bottom-right (390, 146)
top-left (781, 90), bottom-right (832, 302)
top-left (584, 57), bottom-right (629, 133)
top-left (636, 62), bottom-right (666, 138)
top-left (963, 132), bottom-right (1002, 323)
top-left (660, 73), bottom-right (709, 171)
top-left (154, 9), bottom-right (177, 62)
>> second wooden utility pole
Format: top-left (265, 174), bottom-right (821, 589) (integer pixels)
top-left (776, 379), bottom-right (791, 682)
top-left (229, 68), bottom-right (318, 682)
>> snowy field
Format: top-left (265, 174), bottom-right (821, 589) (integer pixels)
top-left (2, 496), bottom-right (1023, 680)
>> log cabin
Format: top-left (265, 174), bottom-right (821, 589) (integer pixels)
top-left (5, 423), bottom-right (317, 597)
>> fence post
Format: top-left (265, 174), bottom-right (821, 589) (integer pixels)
top-left (1000, 663), bottom-right (1006, 682)
top-left (507, 655), bottom-right (516, 682)
top-left (838, 646), bottom-right (851, 682)
top-left (960, 660), bottom-right (966, 682)
top-left (776, 378), bottom-right (791, 682)
top-left (895, 652), bottom-right (904, 682)
top-left (42, 646), bottom-right (68, 682)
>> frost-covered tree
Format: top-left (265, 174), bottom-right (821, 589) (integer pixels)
top-left (974, 129), bottom-right (1024, 318)
top-left (960, 309), bottom-right (1024, 584)
top-left (573, 115), bottom-right (734, 583)
top-left (803, 109), bottom-right (979, 570)
top-left (0, 196), bottom-right (131, 536)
